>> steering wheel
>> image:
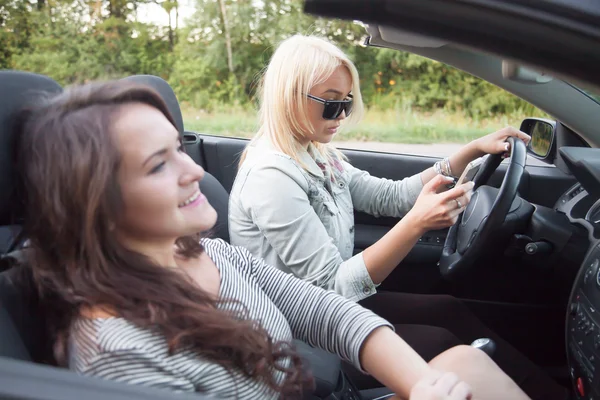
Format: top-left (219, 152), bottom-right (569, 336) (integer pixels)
top-left (438, 137), bottom-right (528, 279)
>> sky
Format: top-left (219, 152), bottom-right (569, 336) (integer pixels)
top-left (135, 0), bottom-right (196, 27)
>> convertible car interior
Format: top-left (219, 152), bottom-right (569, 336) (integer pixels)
top-left (1, 1), bottom-right (600, 399)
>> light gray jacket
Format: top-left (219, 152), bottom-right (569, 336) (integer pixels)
top-left (228, 140), bottom-right (423, 301)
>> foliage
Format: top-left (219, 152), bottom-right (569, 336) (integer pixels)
top-left (1, 0), bottom-right (547, 120)
top-left (182, 107), bottom-right (542, 145)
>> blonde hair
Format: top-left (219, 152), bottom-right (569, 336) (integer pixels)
top-left (240, 34), bottom-right (365, 173)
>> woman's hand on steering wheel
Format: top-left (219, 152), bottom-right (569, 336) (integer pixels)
top-left (406, 175), bottom-right (475, 234)
top-left (408, 370), bottom-right (473, 400)
top-left (473, 126), bottom-right (531, 158)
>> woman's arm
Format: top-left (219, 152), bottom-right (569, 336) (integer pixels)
top-left (362, 176), bottom-right (473, 284)
top-left (237, 162), bottom-right (469, 288)
top-left (420, 141), bottom-right (482, 187)
top-left (347, 127), bottom-right (530, 218)
top-left (227, 244), bottom-right (475, 398)
top-left (420, 127), bottom-right (531, 186)
top-left (350, 127), bottom-right (530, 284)
top-left (229, 243), bottom-right (432, 384)
top-left (360, 326), bottom-right (430, 397)
top-left (361, 333), bottom-right (474, 400)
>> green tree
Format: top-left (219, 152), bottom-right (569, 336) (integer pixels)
top-left (2, 0), bottom-right (541, 119)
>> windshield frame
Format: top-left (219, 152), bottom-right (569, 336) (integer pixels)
top-left (566, 83), bottom-right (600, 106)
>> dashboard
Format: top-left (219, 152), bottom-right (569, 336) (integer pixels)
top-left (557, 147), bottom-right (600, 399)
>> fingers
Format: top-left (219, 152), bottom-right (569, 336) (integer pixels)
top-left (453, 187), bottom-right (473, 207)
top-left (439, 197), bottom-right (468, 226)
top-left (420, 369), bottom-right (443, 386)
top-left (440, 181), bottom-right (474, 202)
top-left (445, 188), bottom-right (472, 223)
top-left (488, 127), bottom-right (531, 156)
top-left (447, 205), bottom-right (464, 224)
top-left (409, 371), bottom-right (442, 400)
top-left (416, 177), bottom-right (474, 231)
top-left (409, 371), bottom-right (472, 400)
top-left (436, 372), bottom-right (460, 395)
top-left (450, 382), bottom-right (473, 400)
top-left (501, 127), bottom-right (531, 149)
top-left (501, 126), bottom-right (531, 143)
top-left (424, 174), bottom-right (455, 194)
top-left (514, 129), bottom-right (532, 145)
top-left (433, 372), bottom-right (472, 400)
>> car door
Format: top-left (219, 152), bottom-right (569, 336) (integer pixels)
top-left (187, 130), bottom-right (576, 291)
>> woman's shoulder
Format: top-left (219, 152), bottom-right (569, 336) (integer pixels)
top-left (242, 145), bottom-right (305, 175)
top-left (201, 238), bottom-right (255, 265)
top-left (234, 148), bottom-right (310, 196)
top-left (200, 238), bottom-right (232, 256)
top-left (201, 239), bottom-right (266, 284)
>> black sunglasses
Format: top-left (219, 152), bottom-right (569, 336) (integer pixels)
top-left (307, 94), bottom-right (353, 120)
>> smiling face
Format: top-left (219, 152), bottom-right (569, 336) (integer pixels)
top-left (112, 103), bottom-right (217, 248)
top-left (302, 65), bottom-right (353, 146)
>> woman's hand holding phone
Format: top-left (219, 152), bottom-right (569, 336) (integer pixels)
top-left (406, 175), bottom-right (475, 234)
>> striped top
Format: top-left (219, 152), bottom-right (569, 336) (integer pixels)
top-left (68, 239), bottom-right (391, 399)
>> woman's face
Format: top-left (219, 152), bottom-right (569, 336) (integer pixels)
top-left (303, 65), bottom-right (353, 146)
top-left (112, 103), bottom-right (217, 246)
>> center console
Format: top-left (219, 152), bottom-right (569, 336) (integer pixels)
top-left (567, 242), bottom-right (600, 399)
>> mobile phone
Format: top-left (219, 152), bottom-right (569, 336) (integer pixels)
top-left (456, 157), bottom-right (484, 186)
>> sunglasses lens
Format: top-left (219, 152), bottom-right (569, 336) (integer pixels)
top-left (322, 99), bottom-right (353, 120)
top-left (345, 100), bottom-right (353, 117)
top-left (323, 102), bottom-right (342, 120)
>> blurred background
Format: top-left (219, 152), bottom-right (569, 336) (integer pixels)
top-left (1, 0), bottom-right (551, 151)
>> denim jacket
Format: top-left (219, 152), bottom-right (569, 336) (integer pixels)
top-left (228, 139), bottom-right (424, 301)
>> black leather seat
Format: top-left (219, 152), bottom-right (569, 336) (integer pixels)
top-left (0, 301), bottom-right (30, 360)
top-left (0, 71), bottom-right (63, 362)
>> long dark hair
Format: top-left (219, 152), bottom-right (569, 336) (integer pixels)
top-left (15, 81), bottom-right (309, 397)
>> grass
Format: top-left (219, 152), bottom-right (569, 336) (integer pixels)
top-left (182, 106), bottom-right (532, 145)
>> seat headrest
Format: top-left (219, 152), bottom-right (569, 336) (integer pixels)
top-left (0, 71), bottom-right (62, 227)
top-left (121, 75), bottom-right (184, 134)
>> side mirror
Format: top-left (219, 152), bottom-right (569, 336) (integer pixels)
top-left (520, 118), bottom-right (556, 162)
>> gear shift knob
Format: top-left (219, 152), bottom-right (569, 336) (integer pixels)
top-left (471, 338), bottom-right (496, 357)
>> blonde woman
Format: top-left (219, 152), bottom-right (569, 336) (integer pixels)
top-left (228, 35), bottom-right (567, 400)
